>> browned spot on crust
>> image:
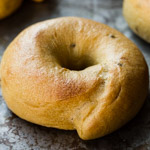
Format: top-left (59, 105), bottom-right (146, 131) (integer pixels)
top-left (55, 78), bottom-right (89, 100)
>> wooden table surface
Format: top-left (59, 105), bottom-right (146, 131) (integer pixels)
top-left (0, 0), bottom-right (150, 149)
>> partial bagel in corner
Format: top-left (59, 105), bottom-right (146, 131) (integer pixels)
top-left (0, 0), bottom-right (45, 20)
top-left (0, 0), bottom-right (23, 20)
top-left (123, 0), bottom-right (150, 43)
top-left (0, 17), bottom-right (149, 140)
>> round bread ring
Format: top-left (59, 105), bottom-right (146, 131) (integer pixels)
top-left (0, 17), bottom-right (149, 140)
top-left (123, 0), bottom-right (150, 43)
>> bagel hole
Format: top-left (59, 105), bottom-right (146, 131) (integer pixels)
top-left (52, 45), bottom-right (96, 71)
top-left (60, 55), bottom-right (96, 71)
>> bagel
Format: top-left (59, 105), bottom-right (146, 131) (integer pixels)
top-left (32, 0), bottom-right (44, 2)
top-left (0, 0), bottom-right (23, 20)
top-left (123, 0), bottom-right (150, 43)
top-left (0, 0), bottom-right (45, 20)
top-left (0, 17), bottom-right (149, 140)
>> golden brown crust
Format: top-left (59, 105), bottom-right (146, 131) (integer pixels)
top-left (0, 17), bottom-right (149, 140)
top-left (123, 0), bottom-right (150, 43)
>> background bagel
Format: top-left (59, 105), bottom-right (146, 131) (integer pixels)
top-left (0, 0), bottom-right (45, 20)
top-left (123, 0), bottom-right (150, 43)
top-left (0, 17), bottom-right (149, 140)
top-left (0, 0), bottom-right (23, 20)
